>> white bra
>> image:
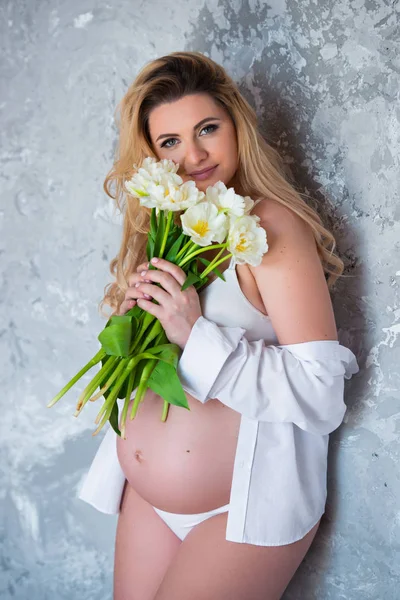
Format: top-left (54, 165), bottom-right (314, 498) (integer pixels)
top-left (198, 255), bottom-right (278, 345)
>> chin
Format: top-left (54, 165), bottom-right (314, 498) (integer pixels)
top-left (196, 178), bottom-right (221, 191)
top-left (190, 174), bottom-right (228, 190)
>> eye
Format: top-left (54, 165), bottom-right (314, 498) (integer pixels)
top-left (160, 137), bottom-right (178, 149)
top-left (200, 124), bottom-right (219, 136)
top-left (160, 123), bottom-right (219, 149)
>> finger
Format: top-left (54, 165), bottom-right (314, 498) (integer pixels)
top-left (126, 261), bottom-right (151, 287)
top-left (138, 269), bottom-right (183, 297)
top-left (149, 257), bottom-right (186, 286)
top-left (128, 272), bottom-right (141, 287)
top-left (125, 285), bottom-right (152, 301)
top-left (136, 260), bottom-right (150, 272)
top-left (135, 282), bottom-right (170, 305)
top-left (127, 270), bottom-right (152, 287)
top-left (118, 299), bottom-right (136, 315)
top-left (136, 297), bottom-right (162, 319)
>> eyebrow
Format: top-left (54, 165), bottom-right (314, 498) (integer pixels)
top-left (155, 117), bottom-right (222, 142)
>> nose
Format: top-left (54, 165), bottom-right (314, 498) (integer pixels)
top-left (184, 140), bottom-right (208, 173)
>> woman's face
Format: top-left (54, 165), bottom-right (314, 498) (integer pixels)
top-left (148, 93), bottom-right (239, 192)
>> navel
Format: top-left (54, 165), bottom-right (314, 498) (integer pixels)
top-left (134, 449), bottom-right (143, 463)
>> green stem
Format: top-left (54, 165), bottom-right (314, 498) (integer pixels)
top-left (47, 348), bottom-right (106, 408)
top-left (161, 399), bottom-right (170, 422)
top-left (128, 310), bottom-right (153, 355)
top-left (176, 239), bottom-right (198, 260)
top-left (129, 328), bottom-right (166, 422)
top-left (74, 355), bottom-right (118, 416)
top-left (89, 356), bottom-right (119, 400)
top-left (199, 247), bottom-right (225, 278)
top-left (120, 369), bottom-right (136, 439)
top-left (92, 403), bottom-right (115, 437)
top-left (93, 331), bottom-right (163, 432)
top-left (99, 350), bottom-right (164, 430)
top-left (178, 243), bottom-right (227, 268)
top-left (200, 251), bottom-right (233, 280)
top-left (90, 357), bottom-right (128, 404)
top-left (159, 210), bottom-right (174, 257)
top-left (138, 318), bottom-right (162, 353)
top-left (129, 359), bottom-right (158, 420)
top-left (92, 363), bottom-right (134, 436)
top-left (93, 356), bottom-right (136, 427)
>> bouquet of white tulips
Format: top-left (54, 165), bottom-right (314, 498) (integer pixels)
top-left (47, 158), bottom-right (268, 439)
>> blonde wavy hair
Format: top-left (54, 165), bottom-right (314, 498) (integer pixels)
top-left (99, 50), bottom-right (345, 318)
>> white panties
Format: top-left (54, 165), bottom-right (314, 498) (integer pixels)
top-left (152, 502), bottom-right (230, 541)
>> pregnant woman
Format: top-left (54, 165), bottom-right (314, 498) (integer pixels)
top-left (78, 51), bottom-right (359, 599)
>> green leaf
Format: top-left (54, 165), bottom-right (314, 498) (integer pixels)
top-left (109, 400), bottom-right (121, 436)
top-left (140, 344), bottom-right (188, 409)
top-left (181, 270), bottom-right (202, 291)
top-left (167, 221), bottom-right (179, 238)
top-left (98, 318), bottom-right (133, 357)
top-left (141, 343), bottom-right (181, 366)
top-left (132, 360), bottom-right (146, 389)
top-left (197, 256), bottom-right (226, 282)
top-left (146, 235), bottom-right (155, 259)
top-left (116, 365), bottom-right (132, 399)
top-left (116, 355), bottom-right (147, 399)
top-left (124, 305), bottom-right (142, 320)
top-left (109, 314), bottom-right (133, 326)
top-left (165, 231), bottom-right (186, 263)
top-left (150, 207), bottom-right (157, 238)
top-left (153, 210), bottom-right (165, 257)
top-left (147, 359), bottom-right (190, 410)
top-left (99, 356), bottom-right (119, 401)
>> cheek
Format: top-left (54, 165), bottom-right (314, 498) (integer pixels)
top-left (220, 127), bottom-right (237, 156)
top-left (221, 137), bottom-right (238, 169)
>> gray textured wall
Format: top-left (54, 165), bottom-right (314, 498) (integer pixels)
top-left (1, 1), bottom-right (399, 598)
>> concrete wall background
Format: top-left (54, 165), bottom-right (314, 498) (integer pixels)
top-left (1, 1), bottom-right (399, 598)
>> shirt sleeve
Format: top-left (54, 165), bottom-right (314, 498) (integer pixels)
top-left (176, 316), bottom-right (359, 436)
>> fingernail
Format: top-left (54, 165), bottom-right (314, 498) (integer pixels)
top-left (143, 293), bottom-right (151, 299)
top-left (141, 270), bottom-right (147, 276)
top-left (135, 283), bottom-right (140, 288)
top-left (151, 257), bottom-right (159, 263)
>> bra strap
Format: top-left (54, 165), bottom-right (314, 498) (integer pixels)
top-left (228, 254), bottom-right (236, 270)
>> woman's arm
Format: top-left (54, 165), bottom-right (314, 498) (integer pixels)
top-left (177, 202), bottom-right (359, 436)
top-left (177, 318), bottom-right (358, 435)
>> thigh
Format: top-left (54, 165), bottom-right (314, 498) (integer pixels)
top-left (114, 481), bottom-right (182, 600)
top-left (154, 511), bottom-right (321, 600)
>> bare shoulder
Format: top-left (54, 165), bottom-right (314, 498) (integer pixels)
top-left (251, 198), bottom-right (315, 247)
top-left (248, 198), bottom-right (338, 344)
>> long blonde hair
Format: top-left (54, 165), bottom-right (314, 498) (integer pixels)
top-left (99, 51), bottom-right (345, 318)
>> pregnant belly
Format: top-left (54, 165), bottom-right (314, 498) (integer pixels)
top-left (116, 388), bottom-right (241, 514)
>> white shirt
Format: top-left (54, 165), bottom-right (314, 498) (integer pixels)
top-left (78, 259), bottom-right (359, 546)
top-left (176, 316), bottom-right (359, 545)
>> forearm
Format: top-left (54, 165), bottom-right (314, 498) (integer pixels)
top-left (177, 316), bottom-right (359, 436)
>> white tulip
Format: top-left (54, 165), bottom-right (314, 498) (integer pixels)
top-left (158, 158), bottom-right (180, 174)
top-left (124, 173), bottom-right (156, 207)
top-left (159, 180), bottom-right (205, 212)
top-left (181, 202), bottom-right (228, 246)
top-left (125, 160), bottom-right (183, 209)
top-left (136, 157), bottom-right (180, 180)
top-left (243, 195), bottom-right (255, 214)
top-left (228, 215), bottom-right (269, 266)
top-left (204, 181), bottom-right (247, 220)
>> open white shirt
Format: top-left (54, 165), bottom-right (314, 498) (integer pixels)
top-left (78, 315), bottom-right (359, 546)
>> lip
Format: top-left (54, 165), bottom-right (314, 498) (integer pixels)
top-left (189, 165), bottom-right (218, 180)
